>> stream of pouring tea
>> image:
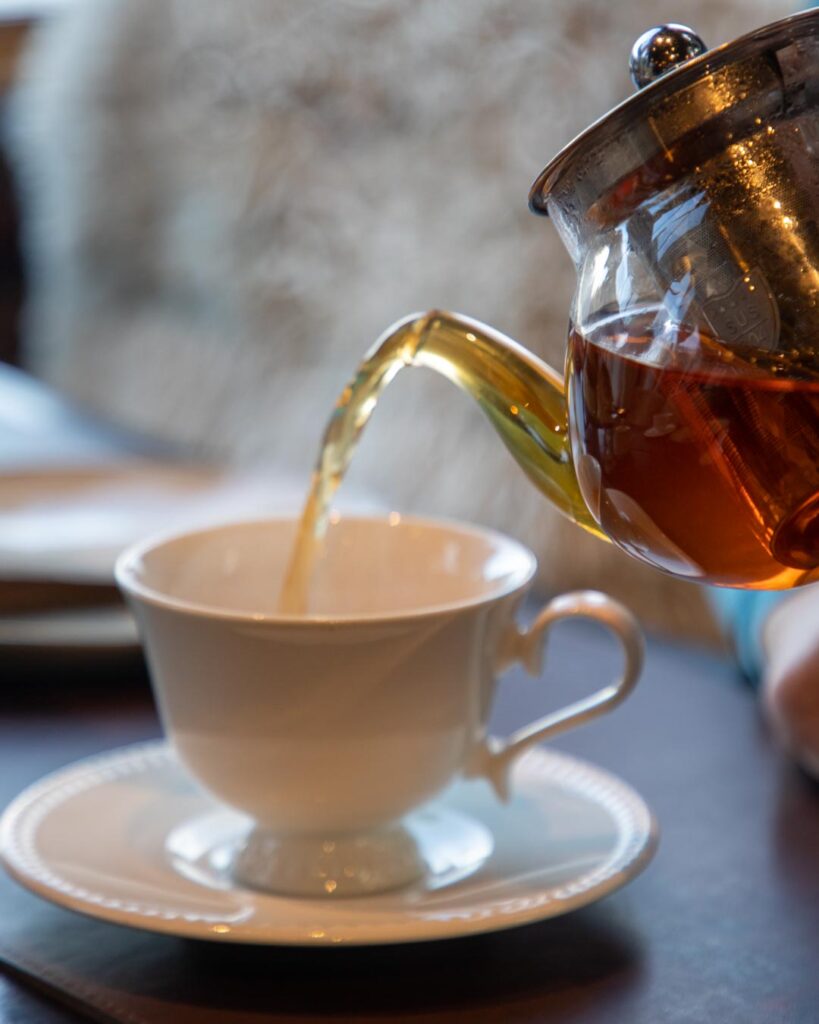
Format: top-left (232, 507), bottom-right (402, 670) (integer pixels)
top-left (277, 311), bottom-right (585, 613)
top-left (276, 317), bottom-right (421, 616)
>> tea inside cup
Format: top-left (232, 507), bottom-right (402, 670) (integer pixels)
top-left (118, 514), bottom-right (534, 619)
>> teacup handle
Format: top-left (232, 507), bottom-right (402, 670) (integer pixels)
top-left (466, 590), bottom-right (644, 801)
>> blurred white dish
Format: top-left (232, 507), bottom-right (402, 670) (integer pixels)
top-left (0, 605), bottom-right (139, 655)
top-left (0, 462), bottom-right (368, 658)
top-left (0, 464), bottom-right (311, 584)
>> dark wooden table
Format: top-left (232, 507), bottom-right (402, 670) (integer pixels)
top-left (1, 366), bottom-right (818, 1022)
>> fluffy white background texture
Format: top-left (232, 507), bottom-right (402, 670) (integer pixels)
top-left (9, 0), bottom-right (794, 635)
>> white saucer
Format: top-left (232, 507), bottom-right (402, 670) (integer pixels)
top-left (0, 742), bottom-right (658, 946)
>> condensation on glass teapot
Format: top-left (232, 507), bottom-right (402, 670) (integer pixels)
top-left (532, 17), bottom-right (819, 361)
top-left (527, 16), bottom-right (819, 584)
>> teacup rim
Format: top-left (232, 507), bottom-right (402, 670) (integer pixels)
top-left (114, 514), bottom-right (537, 626)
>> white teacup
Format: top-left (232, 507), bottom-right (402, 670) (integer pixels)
top-left (116, 516), bottom-right (643, 898)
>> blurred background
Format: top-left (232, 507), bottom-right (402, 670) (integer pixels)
top-left (0, 0), bottom-right (797, 660)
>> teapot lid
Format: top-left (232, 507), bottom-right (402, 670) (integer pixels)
top-left (529, 9), bottom-right (819, 225)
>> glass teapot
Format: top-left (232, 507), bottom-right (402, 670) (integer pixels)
top-left (321, 12), bottom-right (819, 591)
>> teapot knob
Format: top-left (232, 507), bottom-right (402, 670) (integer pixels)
top-left (629, 24), bottom-right (707, 89)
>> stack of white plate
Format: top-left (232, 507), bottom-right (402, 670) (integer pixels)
top-left (0, 463), bottom-right (330, 665)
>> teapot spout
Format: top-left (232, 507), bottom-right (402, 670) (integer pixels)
top-left (280, 310), bottom-right (604, 615)
top-left (405, 310), bottom-right (602, 538)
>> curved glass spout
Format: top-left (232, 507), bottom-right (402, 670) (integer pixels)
top-left (412, 311), bottom-right (601, 531)
top-left (279, 311), bottom-right (601, 613)
top-left (318, 309), bottom-right (598, 536)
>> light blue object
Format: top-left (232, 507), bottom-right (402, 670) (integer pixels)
top-left (707, 589), bottom-right (788, 682)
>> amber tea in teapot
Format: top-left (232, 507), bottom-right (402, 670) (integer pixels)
top-left (569, 309), bottom-right (819, 586)
top-left (281, 14), bottom-right (819, 610)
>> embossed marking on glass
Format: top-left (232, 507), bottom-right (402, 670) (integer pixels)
top-left (285, 13), bottom-right (819, 608)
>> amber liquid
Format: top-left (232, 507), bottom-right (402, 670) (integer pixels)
top-left (569, 311), bottom-right (819, 588)
top-left (280, 307), bottom-right (819, 612)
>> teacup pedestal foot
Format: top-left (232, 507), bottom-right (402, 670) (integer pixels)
top-left (232, 823), bottom-right (425, 898)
